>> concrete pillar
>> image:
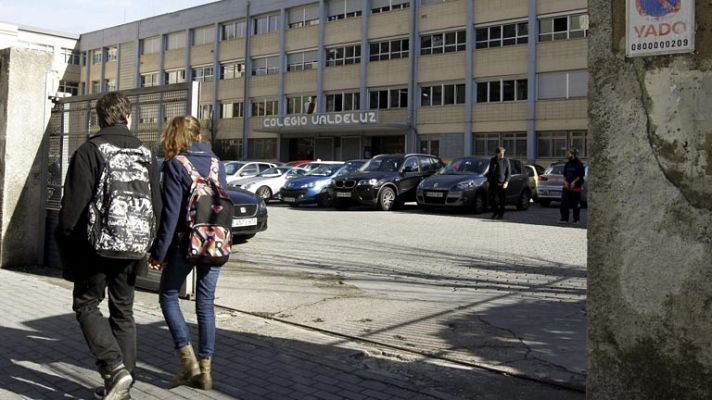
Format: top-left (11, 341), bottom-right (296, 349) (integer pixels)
top-left (588, 1), bottom-right (712, 398)
top-left (0, 48), bottom-right (54, 267)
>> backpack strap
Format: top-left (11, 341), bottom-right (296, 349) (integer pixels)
top-left (208, 157), bottom-right (221, 187)
top-left (174, 155), bottom-right (205, 190)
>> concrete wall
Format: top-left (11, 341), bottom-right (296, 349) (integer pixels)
top-left (0, 48), bottom-right (53, 267)
top-left (588, 1), bottom-right (712, 398)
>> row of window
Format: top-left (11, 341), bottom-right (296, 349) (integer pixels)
top-left (473, 131), bottom-right (587, 158)
top-left (135, 12), bottom-right (588, 56)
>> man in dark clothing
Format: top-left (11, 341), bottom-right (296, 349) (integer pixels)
top-left (487, 147), bottom-right (511, 219)
top-left (560, 148), bottom-right (586, 224)
top-left (57, 92), bottom-right (162, 400)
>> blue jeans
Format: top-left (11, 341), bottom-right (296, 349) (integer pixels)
top-left (159, 248), bottom-right (220, 360)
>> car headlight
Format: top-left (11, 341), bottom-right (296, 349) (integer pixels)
top-left (456, 180), bottom-right (476, 190)
top-left (358, 178), bottom-right (382, 186)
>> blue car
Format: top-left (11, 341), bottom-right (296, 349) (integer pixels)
top-left (280, 160), bottom-right (366, 207)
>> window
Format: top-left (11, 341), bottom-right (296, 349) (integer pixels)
top-left (252, 56), bottom-right (280, 76)
top-left (58, 80), bottom-right (79, 96)
top-left (474, 132), bottom-right (527, 158)
top-left (476, 21), bottom-right (528, 49)
top-left (106, 79), bottom-right (117, 91)
top-left (165, 69), bottom-right (186, 84)
top-left (420, 30), bottom-right (466, 55)
top-left (369, 38), bottom-right (409, 61)
top-left (193, 25), bottom-right (215, 46)
top-left (61, 48), bottom-right (82, 65)
top-left (402, 157), bottom-right (419, 172)
top-left (91, 80), bottom-right (101, 93)
top-left (251, 98), bottom-right (279, 116)
top-left (18, 41), bottom-right (54, 53)
top-left (142, 36), bottom-right (161, 54)
top-left (288, 95), bottom-right (317, 114)
top-left (326, 92), bottom-right (360, 112)
top-left (369, 88), bottom-right (408, 109)
top-left (537, 131), bottom-right (587, 158)
top-left (371, 0), bottom-right (410, 13)
top-left (199, 104), bottom-right (213, 121)
top-left (476, 79), bottom-right (528, 102)
top-left (288, 4), bottom-right (320, 28)
top-left (254, 13), bottom-right (281, 35)
top-left (140, 72), bottom-right (160, 87)
top-left (91, 49), bottom-right (104, 64)
top-left (139, 105), bottom-right (159, 124)
top-left (221, 20), bottom-right (247, 40)
top-left (220, 61), bottom-right (245, 79)
top-left (537, 70), bottom-right (588, 99)
top-left (106, 47), bottom-right (118, 62)
top-left (419, 141), bottom-right (441, 158)
top-left (248, 138), bottom-right (278, 159)
top-left (328, 0), bottom-right (362, 21)
top-left (221, 101), bottom-right (244, 118)
top-left (287, 50), bottom-right (319, 71)
top-left (192, 66), bottom-right (214, 82)
top-left (422, 0), bottom-right (454, 4)
top-left (166, 31), bottom-right (186, 50)
top-left (326, 44), bottom-right (361, 66)
top-left (421, 83), bottom-right (466, 106)
top-left (539, 13), bottom-right (589, 41)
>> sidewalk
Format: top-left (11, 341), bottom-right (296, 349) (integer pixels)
top-left (0, 268), bottom-right (460, 400)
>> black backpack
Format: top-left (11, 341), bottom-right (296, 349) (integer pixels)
top-left (175, 155), bottom-right (234, 266)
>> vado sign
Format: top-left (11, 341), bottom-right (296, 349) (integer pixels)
top-left (262, 111), bottom-right (378, 129)
top-left (627, 0), bottom-right (695, 57)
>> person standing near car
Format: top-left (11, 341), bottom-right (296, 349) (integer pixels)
top-left (148, 116), bottom-right (227, 391)
top-left (560, 148), bottom-right (586, 224)
top-left (487, 147), bottom-right (511, 219)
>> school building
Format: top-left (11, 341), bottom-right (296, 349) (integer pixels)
top-left (74, 0), bottom-right (589, 163)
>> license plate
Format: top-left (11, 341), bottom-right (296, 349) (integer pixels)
top-left (336, 191), bottom-right (351, 198)
top-left (283, 197), bottom-right (295, 202)
top-left (232, 217), bottom-right (257, 227)
top-left (425, 191), bottom-right (444, 197)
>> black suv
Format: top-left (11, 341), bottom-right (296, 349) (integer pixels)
top-left (330, 153), bottom-right (444, 211)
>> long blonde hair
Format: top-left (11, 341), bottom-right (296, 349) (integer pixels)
top-left (161, 116), bottom-right (202, 159)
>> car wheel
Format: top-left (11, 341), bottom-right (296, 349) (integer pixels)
top-left (473, 192), bottom-right (486, 214)
top-left (516, 190), bottom-right (531, 210)
top-left (539, 199), bottom-right (551, 207)
top-left (256, 186), bottom-right (272, 200)
top-left (378, 187), bottom-right (397, 211)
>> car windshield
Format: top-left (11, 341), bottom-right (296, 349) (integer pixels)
top-left (439, 158), bottom-right (488, 175)
top-left (307, 165), bottom-right (341, 176)
top-left (545, 164), bottom-right (565, 175)
top-left (336, 163), bottom-right (364, 176)
top-left (258, 167), bottom-right (283, 176)
top-left (224, 162), bottom-right (245, 175)
top-left (359, 157), bottom-right (402, 172)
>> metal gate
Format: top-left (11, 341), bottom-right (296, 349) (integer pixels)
top-left (45, 82), bottom-right (198, 295)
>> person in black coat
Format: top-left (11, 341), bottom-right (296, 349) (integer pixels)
top-left (57, 92), bottom-right (162, 400)
top-left (560, 148), bottom-right (586, 224)
top-left (487, 147), bottom-right (511, 219)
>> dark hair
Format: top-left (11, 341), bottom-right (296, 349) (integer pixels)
top-left (569, 148), bottom-right (578, 157)
top-left (96, 92), bottom-right (131, 128)
top-left (495, 147), bottom-right (506, 154)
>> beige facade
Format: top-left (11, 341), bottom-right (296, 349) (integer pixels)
top-left (77, 0), bottom-right (589, 163)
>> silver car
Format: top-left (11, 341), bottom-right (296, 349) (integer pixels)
top-left (537, 162), bottom-right (588, 208)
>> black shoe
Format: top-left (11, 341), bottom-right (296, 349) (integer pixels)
top-left (99, 364), bottom-right (132, 400)
top-left (94, 387), bottom-right (132, 400)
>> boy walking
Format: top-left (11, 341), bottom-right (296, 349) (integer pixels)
top-left (57, 92), bottom-right (162, 400)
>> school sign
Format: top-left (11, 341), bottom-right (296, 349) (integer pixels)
top-left (626, 0), bottom-right (695, 57)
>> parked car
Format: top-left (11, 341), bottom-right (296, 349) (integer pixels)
top-left (524, 164), bottom-right (547, 202)
top-left (283, 160), bottom-right (313, 167)
top-left (280, 160), bottom-right (366, 207)
top-left (230, 166), bottom-right (307, 200)
top-left (537, 162), bottom-right (589, 208)
top-left (224, 161), bottom-right (278, 185)
top-left (300, 160), bottom-right (343, 173)
top-left (226, 188), bottom-right (268, 243)
top-left (330, 154), bottom-right (444, 211)
top-left (416, 156), bottom-right (531, 213)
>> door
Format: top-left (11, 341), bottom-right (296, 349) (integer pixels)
top-left (315, 138), bottom-right (334, 160)
top-left (341, 137), bottom-right (361, 161)
top-left (396, 156), bottom-right (421, 200)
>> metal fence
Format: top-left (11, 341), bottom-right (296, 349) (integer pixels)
top-left (44, 82), bottom-right (197, 269)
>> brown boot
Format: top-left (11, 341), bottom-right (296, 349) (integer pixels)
top-left (193, 358), bottom-right (212, 390)
top-left (172, 344), bottom-right (200, 388)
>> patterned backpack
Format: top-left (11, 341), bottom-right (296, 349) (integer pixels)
top-left (87, 137), bottom-right (156, 259)
top-left (175, 155), bottom-right (234, 266)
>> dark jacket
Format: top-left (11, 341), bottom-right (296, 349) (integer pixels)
top-left (57, 124), bottom-right (163, 280)
top-left (563, 158), bottom-right (586, 191)
top-left (487, 156), bottom-right (511, 186)
top-left (150, 142), bottom-right (227, 263)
